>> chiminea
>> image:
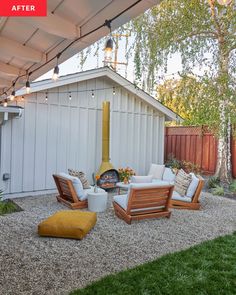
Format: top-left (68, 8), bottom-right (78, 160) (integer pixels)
top-left (96, 101), bottom-right (119, 190)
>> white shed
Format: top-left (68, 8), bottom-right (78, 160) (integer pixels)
top-left (0, 67), bottom-right (179, 197)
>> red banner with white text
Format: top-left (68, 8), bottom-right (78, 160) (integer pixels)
top-left (0, 0), bottom-right (47, 16)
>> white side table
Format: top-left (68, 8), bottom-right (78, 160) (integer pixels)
top-left (87, 192), bottom-right (108, 212)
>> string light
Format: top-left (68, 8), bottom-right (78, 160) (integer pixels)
top-left (113, 87), bottom-right (116, 95)
top-left (26, 80), bottom-right (30, 94)
top-left (104, 19), bottom-right (113, 60)
top-left (45, 92), bottom-right (48, 102)
top-left (52, 53), bottom-right (61, 81)
top-left (0, 0), bottom-right (143, 104)
top-left (9, 90), bottom-right (15, 101)
top-left (69, 92), bottom-right (72, 100)
top-left (3, 99), bottom-right (8, 107)
top-left (91, 90), bottom-right (95, 98)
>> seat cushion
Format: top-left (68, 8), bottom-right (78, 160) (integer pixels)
top-left (148, 164), bottom-right (165, 180)
top-left (58, 172), bottom-right (85, 200)
top-left (163, 168), bottom-right (176, 182)
top-left (38, 210), bottom-right (97, 240)
top-left (113, 194), bottom-right (128, 210)
top-left (172, 191), bottom-right (192, 203)
top-left (131, 175), bottom-right (153, 183)
top-left (186, 173), bottom-right (200, 198)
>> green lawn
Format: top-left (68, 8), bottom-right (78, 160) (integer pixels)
top-left (70, 233), bottom-right (236, 295)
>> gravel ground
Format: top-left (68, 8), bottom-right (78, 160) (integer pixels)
top-left (0, 192), bottom-right (235, 295)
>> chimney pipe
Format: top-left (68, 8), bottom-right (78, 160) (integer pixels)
top-left (97, 101), bottom-right (114, 175)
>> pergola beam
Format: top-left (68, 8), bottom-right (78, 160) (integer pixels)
top-left (21, 12), bottom-right (79, 39)
top-left (0, 36), bottom-right (46, 63)
top-left (0, 78), bottom-right (12, 87)
top-left (0, 61), bottom-right (26, 77)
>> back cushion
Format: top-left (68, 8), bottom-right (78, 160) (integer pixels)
top-left (186, 173), bottom-right (200, 198)
top-left (148, 164), bottom-right (165, 179)
top-left (131, 175), bottom-right (153, 183)
top-left (58, 173), bottom-right (85, 201)
top-left (163, 168), bottom-right (176, 182)
top-left (174, 169), bottom-right (192, 196)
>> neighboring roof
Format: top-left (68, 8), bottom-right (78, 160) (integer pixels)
top-left (0, 0), bottom-right (159, 93)
top-left (16, 67), bottom-right (181, 121)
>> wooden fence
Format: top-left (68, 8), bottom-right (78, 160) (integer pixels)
top-left (164, 126), bottom-right (236, 178)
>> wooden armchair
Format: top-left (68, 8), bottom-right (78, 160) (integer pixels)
top-left (113, 184), bottom-right (174, 224)
top-left (170, 176), bottom-right (204, 210)
top-left (53, 174), bottom-right (88, 209)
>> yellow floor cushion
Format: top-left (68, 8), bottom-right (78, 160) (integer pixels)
top-left (38, 210), bottom-right (97, 240)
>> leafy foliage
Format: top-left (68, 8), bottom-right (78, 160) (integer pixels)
top-left (70, 233), bottom-right (236, 295)
top-left (211, 185), bottom-right (225, 196)
top-left (165, 154), bottom-right (201, 174)
top-left (229, 180), bottom-right (236, 193)
top-left (208, 176), bottom-right (220, 189)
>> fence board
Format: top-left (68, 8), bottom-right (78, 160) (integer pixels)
top-left (165, 126), bottom-right (235, 178)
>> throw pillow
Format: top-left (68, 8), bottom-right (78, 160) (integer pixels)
top-left (131, 175), bottom-right (153, 183)
top-left (68, 169), bottom-right (91, 189)
top-left (148, 164), bottom-right (165, 179)
top-left (162, 167), bottom-right (176, 182)
top-left (174, 169), bottom-right (192, 196)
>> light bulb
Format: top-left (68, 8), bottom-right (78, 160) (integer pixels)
top-left (52, 65), bottom-right (59, 81)
top-left (91, 90), bottom-right (95, 98)
top-left (3, 99), bottom-right (8, 107)
top-left (113, 87), bottom-right (116, 95)
top-left (9, 90), bottom-right (15, 101)
top-left (26, 80), bottom-right (30, 94)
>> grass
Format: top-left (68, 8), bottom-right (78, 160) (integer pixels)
top-left (70, 233), bottom-right (236, 295)
top-left (0, 200), bottom-right (21, 215)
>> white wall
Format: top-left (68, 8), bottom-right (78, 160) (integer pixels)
top-left (0, 76), bottom-right (165, 194)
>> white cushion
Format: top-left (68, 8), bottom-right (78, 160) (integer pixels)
top-left (113, 194), bottom-right (128, 210)
top-left (131, 175), bottom-right (153, 183)
top-left (151, 179), bottom-right (171, 186)
top-left (163, 168), bottom-right (176, 182)
top-left (58, 172), bottom-right (85, 200)
top-left (172, 191), bottom-right (192, 203)
top-left (148, 164), bottom-right (165, 179)
top-left (186, 173), bottom-right (200, 199)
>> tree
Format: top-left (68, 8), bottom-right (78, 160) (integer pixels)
top-left (132, 0), bottom-right (236, 185)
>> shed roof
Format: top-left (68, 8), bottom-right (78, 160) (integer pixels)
top-left (16, 67), bottom-right (181, 121)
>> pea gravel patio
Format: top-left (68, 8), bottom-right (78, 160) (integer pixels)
top-left (0, 193), bottom-right (235, 295)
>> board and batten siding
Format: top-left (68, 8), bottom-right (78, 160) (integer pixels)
top-left (0, 77), bottom-right (165, 194)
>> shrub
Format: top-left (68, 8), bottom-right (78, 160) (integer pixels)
top-left (208, 176), bottom-right (220, 189)
top-left (229, 180), bottom-right (236, 193)
top-left (211, 185), bottom-right (224, 196)
top-left (165, 155), bottom-right (183, 170)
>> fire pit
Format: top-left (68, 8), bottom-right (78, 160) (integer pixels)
top-left (97, 169), bottom-right (119, 190)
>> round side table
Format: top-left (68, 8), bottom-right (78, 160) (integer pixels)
top-left (87, 191), bottom-right (108, 212)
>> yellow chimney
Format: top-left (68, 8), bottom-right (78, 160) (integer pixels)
top-left (97, 101), bottom-right (114, 175)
